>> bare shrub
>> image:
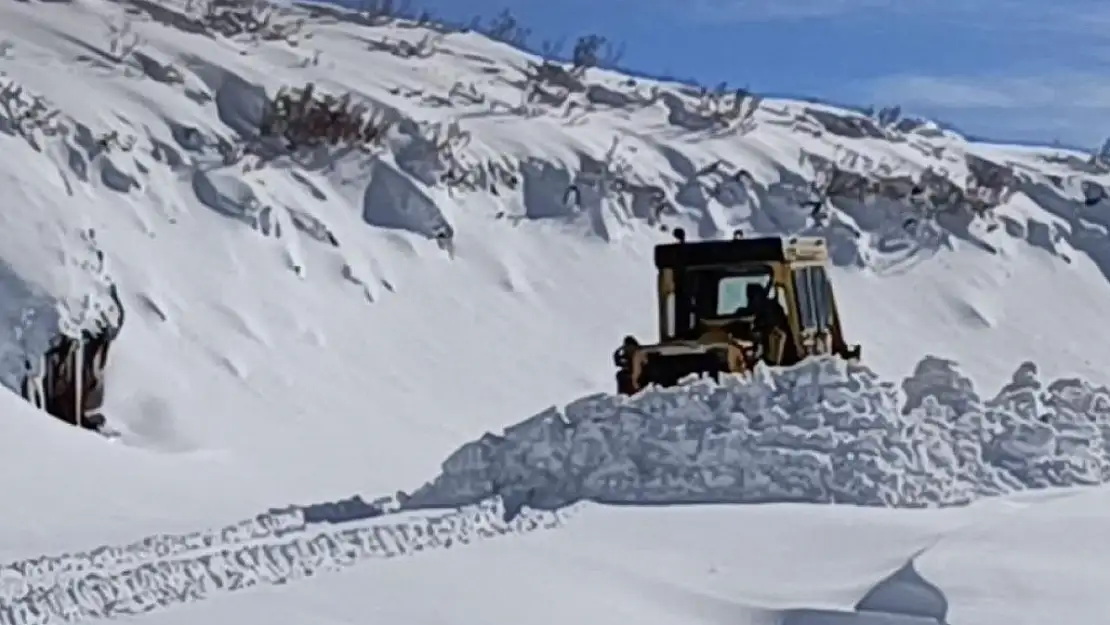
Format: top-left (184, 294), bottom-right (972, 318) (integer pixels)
top-left (524, 80), bottom-right (571, 109)
top-left (443, 156), bottom-right (520, 196)
top-left (800, 163), bottom-right (874, 223)
top-left (395, 118), bottom-right (473, 187)
top-left (564, 137), bottom-right (629, 205)
top-left (106, 19), bottom-right (142, 63)
top-left (893, 163), bottom-right (1014, 229)
top-left (571, 34), bottom-right (623, 73)
top-left (804, 108), bottom-right (886, 139)
top-left (561, 83), bottom-right (659, 125)
top-left (561, 137), bottom-right (670, 224)
top-left (482, 9), bottom-right (530, 47)
top-left (366, 31), bottom-right (442, 58)
top-left (352, 0), bottom-right (407, 25)
top-left (508, 33), bottom-right (625, 116)
top-left (659, 85), bottom-right (762, 133)
top-left (794, 151), bottom-right (1012, 229)
top-left (539, 37), bottom-right (565, 59)
top-left (293, 0), bottom-right (426, 29)
top-left (93, 130), bottom-right (137, 155)
top-left (133, 51), bottom-right (185, 84)
top-left (0, 80), bottom-right (62, 149)
top-left (525, 60), bottom-right (587, 93)
top-left (692, 84), bottom-right (762, 129)
top-left (862, 104), bottom-right (902, 134)
top-left (197, 0), bottom-right (308, 45)
top-left (258, 83), bottom-right (394, 152)
top-left (447, 82), bottom-right (485, 105)
top-left (688, 160), bottom-right (755, 205)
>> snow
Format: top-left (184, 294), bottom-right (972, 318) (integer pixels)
top-left (1, 1), bottom-right (1110, 624)
top-left (408, 357), bottom-right (1110, 513)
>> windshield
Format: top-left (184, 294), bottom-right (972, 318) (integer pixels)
top-left (689, 267), bottom-right (774, 318)
top-left (716, 272), bottom-right (773, 315)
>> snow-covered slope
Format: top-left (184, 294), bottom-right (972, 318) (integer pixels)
top-left (2, 0), bottom-right (1110, 624)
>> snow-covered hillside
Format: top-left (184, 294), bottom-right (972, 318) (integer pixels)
top-left (2, 0), bottom-right (1110, 623)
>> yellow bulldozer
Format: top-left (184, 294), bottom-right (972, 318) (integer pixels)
top-left (613, 228), bottom-right (861, 395)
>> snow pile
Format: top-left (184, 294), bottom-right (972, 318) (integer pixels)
top-left (403, 356), bottom-right (1110, 513)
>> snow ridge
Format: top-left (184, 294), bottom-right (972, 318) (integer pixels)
top-left (407, 356), bottom-right (1110, 512)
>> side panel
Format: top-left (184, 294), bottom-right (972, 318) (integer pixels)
top-left (822, 269), bottom-right (853, 355)
top-left (658, 268), bottom-right (675, 342)
top-left (772, 263), bottom-right (804, 364)
top-left (791, 262), bottom-right (848, 356)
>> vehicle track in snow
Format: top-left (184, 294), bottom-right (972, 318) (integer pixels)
top-left (0, 499), bottom-right (576, 625)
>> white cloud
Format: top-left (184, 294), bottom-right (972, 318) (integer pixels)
top-left (861, 73), bottom-right (1110, 146)
top-left (867, 74), bottom-right (1110, 110)
top-left (645, 0), bottom-right (1110, 145)
top-left (682, 0), bottom-right (895, 20)
top-left (673, 0), bottom-right (1110, 25)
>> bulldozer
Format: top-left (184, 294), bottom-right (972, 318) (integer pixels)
top-left (613, 228), bottom-right (861, 395)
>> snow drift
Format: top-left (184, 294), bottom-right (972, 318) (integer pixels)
top-left (404, 356), bottom-right (1110, 513)
top-left (2, 354), bottom-right (1107, 624)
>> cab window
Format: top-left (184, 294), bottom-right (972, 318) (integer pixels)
top-left (715, 271), bottom-right (773, 316)
top-left (674, 266), bottom-right (774, 338)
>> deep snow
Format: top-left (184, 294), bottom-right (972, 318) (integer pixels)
top-left (2, 0), bottom-right (1110, 623)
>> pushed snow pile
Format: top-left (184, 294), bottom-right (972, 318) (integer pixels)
top-left (403, 356), bottom-right (1110, 512)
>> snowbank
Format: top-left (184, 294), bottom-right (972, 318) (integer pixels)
top-left (403, 356), bottom-right (1110, 514)
top-left (3, 355), bottom-right (1108, 624)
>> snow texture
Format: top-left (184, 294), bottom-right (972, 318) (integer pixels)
top-left (2, 354), bottom-right (1108, 624)
top-left (408, 356), bottom-right (1110, 513)
top-left (0, 500), bottom-right (572, 624)
top-left (2, 1), bottom-right (1110, 624)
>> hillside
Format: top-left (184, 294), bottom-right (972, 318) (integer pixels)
top-left (1, 1), bottom-right (1109, 624)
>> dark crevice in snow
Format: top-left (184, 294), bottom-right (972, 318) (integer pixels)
top-left (783, 555), bottom-right (949, 625)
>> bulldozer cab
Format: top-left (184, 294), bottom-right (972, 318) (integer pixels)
top-left (614, 229), bottom-right (860, 395)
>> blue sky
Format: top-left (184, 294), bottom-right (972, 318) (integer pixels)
top-left (348, 0), bottom-right (1110, 148)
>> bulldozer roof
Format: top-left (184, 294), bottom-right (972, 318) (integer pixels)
top-left (654, 233), bottom-right (828, 268)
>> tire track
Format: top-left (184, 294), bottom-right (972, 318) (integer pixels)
top-left (0, 500), bottom-right (578, 625)
top-left (0, 505), bottom-right (309, 595)
top-left (2, 495), bottom-right (399, 594)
